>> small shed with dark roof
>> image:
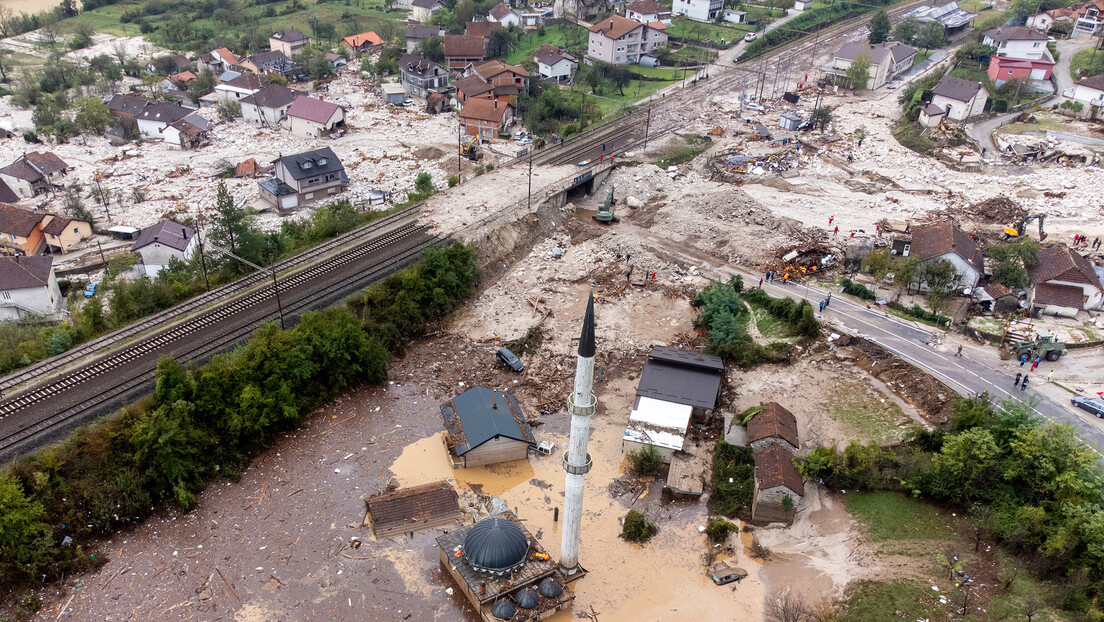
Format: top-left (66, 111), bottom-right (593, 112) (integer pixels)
top-left (364, 481), bottom-right (463, 538)
top-left (441, 386), bottom-right (536, 468)
top-left (747, 402), bottom-right (799, 452)
top-left (752, 446), bottom-right (804, 522)
top-left (635, 345), bottom-right (724, 416)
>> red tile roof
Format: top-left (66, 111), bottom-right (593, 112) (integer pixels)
top-left (1033, 282), bottom-right (1086, 309)
top-left (444, 34), bottom-right (486, 59)
top-left (627, 0), bottom-right (666, 13)
top-left (1032, 245), bottom-right (1100, 286)
top-left (0, 255), bottom-right (53, 290)
top-left (342, 32), bottom-right (383, 48)
top-left (459, 97), bottom-right (512, 123)
top-left (910, 219), bottom-right (984, 273)
top-left (589, 15), bottom-right (644, 40)
top-left (489, 2), bottom-right (516, 20)
top-left (754, 446), bottom-right (804, 495)
top-left (747, 402), bottom-right (799, 448)
top-left (0, 203), bottom-right (46, 237)
top-left (465, 21), bottom-right (499, 38)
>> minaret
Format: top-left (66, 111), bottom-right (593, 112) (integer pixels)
top-left (560, 292), bottom-right (597, 576)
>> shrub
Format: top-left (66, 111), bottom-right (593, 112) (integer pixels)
top-left (621, 510), bottom-right (658, 542)
top-left (705, 517), bottom-right (737, 543)
top-left (448, 175), bottom-right (459, 187)
top-left (709, 441), bottom-right (755, 517)
top-left (840, 278), bottom-right (875, 300)
top-left (629, 444), bottom-right (663, 477)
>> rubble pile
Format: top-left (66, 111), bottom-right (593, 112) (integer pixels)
top-left (966, 196), bottom-right (1026, 224)
top-left (710, 145), bottom-right (806, 178)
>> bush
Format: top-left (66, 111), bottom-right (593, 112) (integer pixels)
top-left (629, 444), bottom-right (663, 477)
top-left (448, 175), bottom-right (459, 187)
top-left (886, 300), bottom-right (951, 326)
top-left (621, 510), bottom-right (658, 542)
top-left (709, 441), bottom-right (755, 517)
top-left (705, 517), bottom-right (737, 543)
top-left (840, 278), bottom-right (875, 300)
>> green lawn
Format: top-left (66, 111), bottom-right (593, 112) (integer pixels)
top-left (665, 15), bottom-right (750, 44)
top-left (841, 580), bottom-right (954, 622)
top-left (571, 67), bottom-right (684, 115)
top-left (751, 306), bottom-right (788, 339)
top-left (844, 492), bottom-right (957, 541)
top-left (506, 24), bottom-right (586, 66)
top-left (1069, 47), bottom-right (1104, 81)
top-left (950, 65), bottom-right (989, 84)
top-left (913, 49), bottom-right (932, 65)
top-left (828, 381), bottom-right (915, 444)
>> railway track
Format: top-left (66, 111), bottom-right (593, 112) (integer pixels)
top-left (0, 220), bottom-right (436, 458)
top-left (0, 205), bottom-right (422, 396)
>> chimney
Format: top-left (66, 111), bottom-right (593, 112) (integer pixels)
top-left (610, 19), bottom-right (614, 29)
top-left (492, 391), bottom-right (498, 409)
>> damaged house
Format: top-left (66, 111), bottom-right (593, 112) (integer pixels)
top-left (259, 147), bottom-right (347, 210)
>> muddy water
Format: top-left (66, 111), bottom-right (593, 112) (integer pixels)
top-left (0, 0), bottom-right (69, 16)
top-left (388, 377), bottom-right (766, 620)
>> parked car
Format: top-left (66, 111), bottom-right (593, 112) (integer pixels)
top-left (1072, 396), bottom-right (1104, 418)
top-left (745, 102), bottom-right (764, 111)
top-left (403, 98), bottom-right (414, 106)
top-left (497, 347), bottom-right (524, 372)
top-left (84, 282), bottom-right (97, 298)
top-left (517, 137), bottom-right (533, 145)
top-left (744, 32), bottom-right (757, 42)
top-left (709, 560), bottom-right (748, 585)
top-left (513, 129), bottom-right (527, 140)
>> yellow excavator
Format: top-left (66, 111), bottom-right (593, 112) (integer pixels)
top-left (461, 136), bottom-right (483, 161)
top-left (1003, 214), bottom-right (1046, 241)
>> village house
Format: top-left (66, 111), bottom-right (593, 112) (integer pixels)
top-left (341, 32), bottom-right (384, 58)
top-left (751, 446), bottom-right (805, 522)
top-left (930, 75), bottom-right (988, 121)
top-left (106, 94), bottom-right (156, 119)
top-left (238, 51), bottom-right (297, 79)
top-left (983, 26), bottom-right (1051, 60)
top-left (41, 214), bottom-right (92, 254)
top-left (406, 24), bottom-right (444, 53)
top-left (908, 219), bottom-right (984, 292)
top-left (635, 346), bottom-right (724, 419)
top-left (441, 386), bottom-right (537, 468)
top-left (1074, 0), bottom-right (1104, 35)
top-left (163, 70), bottom-right (197, 92)
top-left (269, 29), bottom-right (310, 56)
top-left (0, 181), bottom-right (17, 204)
top-left (537, 48), bottom-right (577, 82)
top-left (400, 54), bottom-right (449, 98)
top-left (672, 0), bottom-right (723, 22)
top-left (459, 97), bottom-right (514, 139)
top-left (453, 74), bottom-right (495, 106)
top-left (827, 41), bottom-right (917, 89)
top-left (468, 60), bottom-right (529, 102)
top-left (1062, 75), bottom-right (1104, 118)
top-left (918, 102), bottom-right (948, 127)
top-left (747, 402), bottom-right (799, 452)
top-left (587, 15), bottom-right (668, 65)
top-left (1029, 245), bottom-right (1104, 313)
top-left (626, 0), bottom-right (672, 24)
top-left (199, 47), bottom-right (239, 73)
top-left (488, 2), bottom-right (520, 27)
top-left (214, 73), bottom-right (264, 104)
top-left (259, 147), bottom-right (347, 210)
top-left (324, 53), bottom-right (347, 69)
top-left (466, 20), bottom-right (499, 39)
top-left (163, 114), bottom-right (211, 150)
top-left (0, 255), bottom-right (61, 320)
top-left (0, 153), bottom-right (71, 199)
top-left (240, 85), bottom-right (305, 126)
top-left (0, 203), bottom-right (47, 255)
top-left (987, 55), bottom-right (1055, 85)
top-left (131, 220), bottom-right (199, 277)
top-left (286, 96), bottom-right (345, 138)
top-left (1028, 1), bottom-right (1104, 35)
top-left (622, 396), bottom-right (692, 463)
top-left (412, 0), bottom-right (445, 22)
top-left (135, 102), bottom-right (192, 139)
top-left (444, 34), bottom-right (487, 70)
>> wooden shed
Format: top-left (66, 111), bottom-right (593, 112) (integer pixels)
top-left (441, 386), bottom-right (537, 468)
top-left (364, 481), bottom-right (463, 538)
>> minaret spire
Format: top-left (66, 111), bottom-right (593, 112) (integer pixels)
top-left (561, 291), bottom-right (597, 576)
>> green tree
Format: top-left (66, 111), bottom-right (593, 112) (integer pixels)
top-left (0, 473), bottom-right (52, 582)
top-left (266, 73), bottom-right (290, 86)
top-left (74, 96), bottom-right (112, 135)
top-left (414, 171), bottom-right (434, 193)
top-left (486, 28), bottom-right (518, 58)
top-left (32, 94), bottom-right (62, 133)
top-left (310, 55), bottom-right (336, 80)
top-left (1008, 0), bottom-right (1042, 22)
top-left (131, 400), bottom-right (208, 509)
top-left (846, 52), bottom-right (872, 90)
top-left (868, 9), bottom-right (891, 44)
top-left (810, 106), bottom-right (832, 131)
top-left (188, 68), bottom-right (216, 104)
top-left (209, 182), bottom-right (258, 266)
top-left (917, 21), bottom-right (945, 50)
top-left (455, 0), bottom-right (476, 25)
top-left (933, 427), bottom-right (1000, 502)
top-left (893, 14), bottom-right (921, 46)
top-left (918, 258), bottom-right (956, 293)
top-left (416, 34), bottom-right (445, 63)
top-left (430, 8), bottom-right (459, 34)
top-left (992, 261), bottom-right (1030, 289)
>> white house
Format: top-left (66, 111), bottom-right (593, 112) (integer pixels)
top-left (411, 0), bottom-right (444, 23)
top-left (931, 75), bottom-right (988, 121)
top-left (537, 49), bottom-right (577, 82)
top-left (0, 255), bottom-right (61, 320)
top-left (830, 41), bottom-right (917, 90)
top-left (161, 114), bottom-right (210, 150)
top-left (587, 15), bottom-right (668, 65)
top-left (135, 102), bottom-right (192, 138)
top-left (286, 96), bottom-right (346, 138)
top-left (982, 26), bottom-right (1050, 60)
top-left (909, 220), bottom-right (984, 291)
top-left (240, 85), bottom-right (305, 126)
top-left (1030, 245), bottom-right (1104, 313)
top-left (918, 102), bottom-right (947, 127)
top-left (0, 152), bottom-right (71, 199)
top-left (672, 0), bottom-right (724, 22)
top-left (131, 220), bottom-right (199, 277)
top-left (488, 2), bottom-right (520, 27)
top-left (625, 0), bottom-right (672, 24)
top-left (1062, 74), bottom-right (1104, 118)
top-left (622, 396), bottom-right (693, 463)
top-left (214, 73), bottom-right (264, 105)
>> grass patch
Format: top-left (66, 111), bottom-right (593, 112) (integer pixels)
top-left (885, 305), bottom-right (945, 329)
top-left (505, 24), bottom-right (585, 65)
top-left (750, 306), bottom-right (788, 339)
top-left (841, 580), bottom-right (952, 621)
top-left (995, 112), bottom-right (1064, 135)
top-left (653, 134), bottom-right (709, 167)
top-left (827, 381), bottom-right (914, 444)
top-left (708, 440), bottom-right (755, 517)
top-left (913, 49), bottom-right (932, 65)
top-left (844, 492), bottom-right (957, 541)
top-left (1070, 47), bottom-right (1104, 81)
top-left (665, 15), bottom-right (751, 43)
top-left (950, 65), bottom-right (989, 84)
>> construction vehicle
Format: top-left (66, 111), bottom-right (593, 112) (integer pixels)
top-left (1003, 214), bottom-right (1047, 241)
top-left (1009, 332), bottom-right (1068, 362)
top-left (460, 136), bottom-right (483, 161)
top-left (592, 184), bottom-right (619, 223)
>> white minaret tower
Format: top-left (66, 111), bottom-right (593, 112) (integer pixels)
top-left (560, 292), bottom-right (597, 576)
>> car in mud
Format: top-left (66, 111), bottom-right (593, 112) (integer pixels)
top-left (497, 347), bottom-right (524, 372)
top-left (709, 560), bottom-right (748, 585)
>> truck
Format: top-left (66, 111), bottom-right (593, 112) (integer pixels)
top-left (1010, 332), bottom-right (1067, 362)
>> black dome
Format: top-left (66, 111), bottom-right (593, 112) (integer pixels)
top-left (538, 577), bottom-right (563, 598)
top-left (491, 599), bottom-right (516, 620)
top-left (463, 518), bottom-right (529, 574)
top-left (514, 586), bottom-right (539, 609)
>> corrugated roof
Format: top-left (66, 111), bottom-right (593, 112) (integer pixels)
top-left (754, 446), bottom-right (804, 494)
top-left (287, 96), bottom-right (342, 124)
top-left (636, 346), bottom-right (723, 410)
top-left (440, 386), bottom-right (535, 456)
top-left (132, 220), bottom-right (195, 252)
top-left (589, 15), bottom-right (644, 40)
top-left (747, 402), bottom-right (799, 448)
top-left (0, 255), bottom-right (53, 290)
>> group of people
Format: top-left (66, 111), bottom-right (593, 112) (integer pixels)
top-left (1072, 234), bottom-right (1101, 250)
top-left (761, 270), bottom-right (787, 286)
top-left (818, 293), bottom-right (832, 312)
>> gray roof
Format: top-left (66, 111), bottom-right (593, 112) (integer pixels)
top-left (636, 345), bottom-right (724, 410)
top-left (271, 29), bottom-right (308, 43)
top-left (933, 75), bottom-right (985, 102)
top-left (137, 102), bottom-right (191, 125)
top-left (399, 54), bottom-right (444, 77)
top-left (0, 179), bottom-right (17, 203)
top-left (259, 178), bottom-right (297, 197)
top-left (921, 102), bottom-right (945, 115)
top-left (462, 517), bottom-right (529, 573)
top-left (412, 0), bottom-right (440, 7)
top-left (132, 220), bottom-right (195, 252)
top-left (984, 26), bottom-right (1049, 42)
top-left (277, 147), bottom-right (345, 181)
top-left (240, 85), bottom-right (304, 109)
top-left (406, 24), bottom-right (443, 38)
top-left (835, 41), bottom-right (916, 64)
top-left (107, 94), bottom-right (156, 116)
top-left (440, 386), bottom-right (536, 456)
top-left (0, 255), bottom-right (53, 290)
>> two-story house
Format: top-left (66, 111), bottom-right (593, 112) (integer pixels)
top-left (909, 219), bottom-right (985, 291)
top-left (444, 34), bottom-right (487, 70)
top-left (459, 97), bottom-right (514, 139)
top-left (931, 75), bottom-right (988, 121)
top-left (42, 214), bottom-right (92, 254)
top-left (199, 48), bottom-right (240, 73)
top-left (400, 54), bottom-right (449, 98)
top-left (671, 0), bottom-right (723, 22)
top-left (0, 203), bottom-right (47, 255)
top-left (626, 0), bottom-right (672, 24)
top-left (829, 41), bottom-right (917, 89)
top-left (259, 147), bottom-right (347, 210)
top-left (0, 255), bottom-right (61, 320)
top-left (411, 0), bottom-right (445, 23)
top-left (1075, 1), bottom-right (1104, 35)
top-left (0, 152), bottom-right (71, 199)
top-left (453, 60), bottom-right (529, 108)
top-left (214, 73), bottom-right (264, 104)
top-left (341, 32), bottom-right (384, 58)
top-left (135, 102), bottom-right (192, 138)
top-left (406, 24), bottom-right (444, 53)
top-left (537, 49), bottom-right (577, 82)
top-left (982, 26), bottom-right (1050, 60)
top-left (240, 85), bottom-right (306, 126)
top-left (106, 94), bottom-right (156, 120)
top-left (269, 29), bottom-right (310, 56)
top-left (1029, 245), bottom-right (1104, 312)
top-left (238, 51), bottom-right (298, 79)
top-left (1063, 74), bottom-right (1104, 118)
top-left (131, 220), bottom-right (199, 277)
top-left (286, 96), bottom-right (346, 138)
top-left (488, 2), bottom-right (520, 27)
top-left (587, 15), bottom-right (668, 65)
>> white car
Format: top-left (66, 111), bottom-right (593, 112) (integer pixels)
top-left (745, 102), bottom-right (764, 111)
top-left (517, 137), bottom-right (533, 145)
top-left (744, 32), bottom-right (757, 42)
top-left (513, 129), bottom-right (527, 140)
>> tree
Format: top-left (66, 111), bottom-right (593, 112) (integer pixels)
top-left (486, 28), bottom-right (518, 58)
top-left (918, 21), bottom-right (945, 50)
top-left (893, 15), bottom-right (921, 45)
top-left (810, 106), bottom-right (833, 131)
top-left (993, 261), bottom-right (1030, 289)
top-left (0, 473), bottom-right (51, 582)
top-left (765, 589), bottom-right (811, 622)
top-left (1008, 0), bottom-right (1042, 22)
top-left (211, 182), bottom-right (249, 258)
top-left (933, 428), bottom-right (1000, 502)
top-left (868, 9), bottom-right (891, 44)
top-left (310, 55), bottom-right (336, 80)
top-left (88, 53), bottom-right (122, 82)
top-left (266, 73), bottom-right (290, 86)
top-left (131, 400), bottom-right (208, 509)
top-left (188, 68), bottom-right (216, 104)
top-left (455, 0), bottom-right (476, 25)
top-left (416, 34), bottom-right (444, 63)
top-left (608, 64), bottom-right (631, 96)
top-left (919, 258), bottom-right (957, 293)
top-left (414, 171), bottom-right (434, 194)
top-left (621, 510), bottom-right (658, 542)
top-left (32, 94), bottom-right (62, 134)
top-left (0, 48), bottom-right (10, 83)
top-left (846, 52), bottom-right (872, 90)
top-left (74, 96), bottom-right (112, 135)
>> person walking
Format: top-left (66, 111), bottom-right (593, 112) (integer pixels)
top-left (1031, 356), bottom-right (1040, 372)
top-left (1021, 375), bottom-right (1029, 391)
top-left (955, 344), bottom-right (963, 357)
top-left (1019, 353), bottom-right (1028, 367)
top-left (1014, 372), bottom-right (1022, 388)
top-left (759, 277), bottom-right (764, 288)
top-left (819, 300), bottom-right (826, 312)
top-left (825, 293), bottom-right (831, 307)
top-left (601, 142), bottom-right (606, 153)
top-left (1048, 370), bottom-right (1055, 383)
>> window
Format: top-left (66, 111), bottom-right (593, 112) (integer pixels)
top-left (73, 227), bottom-right (79, 234)
top-left (324, 173), bottom-right (337, 182)
top-left (308, 176), bottom-right (320, 184)
top-left (1033, 42), bottom-right (1041, 47)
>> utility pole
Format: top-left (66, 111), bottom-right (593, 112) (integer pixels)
top-left (195, 217), bottom-right (211, 292)
top-left (96, 240), bottom-right (109, 278)
top-left (643, 103), bottom-right (652, 150)
top-left (457, 117), bottom-right (462, 184)
top-left (527, 148), bottom-right (533, 212)
top-left (270, 259), bottom-right (285, 330)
